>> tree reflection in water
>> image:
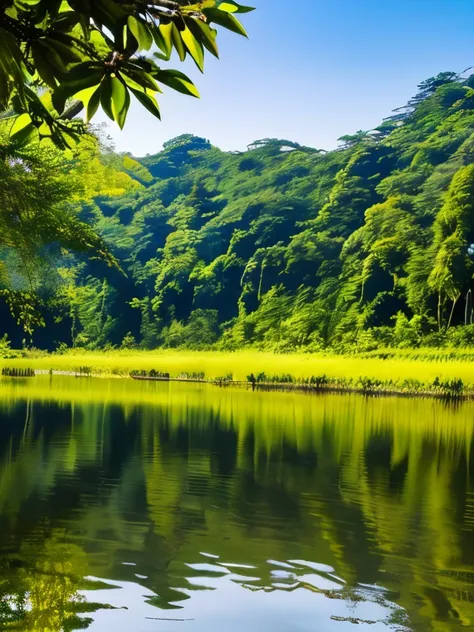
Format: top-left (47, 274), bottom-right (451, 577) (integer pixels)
top-left (0, 377), bottom-right (472, 631)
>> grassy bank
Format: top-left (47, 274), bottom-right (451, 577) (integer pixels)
top-left (2, 349), bottom-right (474, 392)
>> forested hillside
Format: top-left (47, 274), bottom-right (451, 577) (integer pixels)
top-left (4, 71), bottom-right (474, 352)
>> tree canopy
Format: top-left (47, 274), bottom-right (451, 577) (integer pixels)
top-left (4, 71), bottom-right (474, 352)
top-left (0, 0), bottom-right (253, 148)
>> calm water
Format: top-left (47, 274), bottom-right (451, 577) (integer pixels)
top-left (0, 377), bottom-right (473, 631)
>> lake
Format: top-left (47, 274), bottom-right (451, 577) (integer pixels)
top-left (0, 376), bottom-right (473, 631)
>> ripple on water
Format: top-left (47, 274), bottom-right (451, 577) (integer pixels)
top-left (78, 561), bottom-right (408, 632)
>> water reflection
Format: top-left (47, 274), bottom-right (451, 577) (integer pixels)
top-left (0, 377), bottom-right (473, 630)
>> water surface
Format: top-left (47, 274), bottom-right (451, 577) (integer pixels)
top-left (0, 376), bottom-right (473, 631)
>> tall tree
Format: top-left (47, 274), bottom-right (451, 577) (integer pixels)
top-left (428, 165), bottom-right (474, 329)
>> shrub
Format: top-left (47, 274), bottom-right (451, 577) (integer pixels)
top-left (445, 324), bottom-right (474, 348)
top-left (121, 332), bottom-right (137, 349)
top-left (0, 334), bottom-right (14, 359)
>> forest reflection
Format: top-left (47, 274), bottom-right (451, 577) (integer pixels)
top-left (0, 377), bottom-right (473, 631)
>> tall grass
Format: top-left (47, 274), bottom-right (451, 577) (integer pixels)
top-left (2, 349), bottom-right (474, 386)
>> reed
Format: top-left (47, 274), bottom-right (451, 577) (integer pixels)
top-left (1, 367), bottom-right (35, 378)
top-left (243, 374), bottom-right (467, 399)
top-left (2, 350), bottom-right (474, 397)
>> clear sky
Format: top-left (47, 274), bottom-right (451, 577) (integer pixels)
top-left (97, 0), bottom-right (474, 157)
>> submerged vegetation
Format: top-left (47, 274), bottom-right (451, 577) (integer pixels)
top-left (4, 72), bottom-right (474, 353)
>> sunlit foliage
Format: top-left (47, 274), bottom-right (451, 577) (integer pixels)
top-left (4, 71), bottom-right (474, 350)
top-left (0, 1), bottom-right (253, 148)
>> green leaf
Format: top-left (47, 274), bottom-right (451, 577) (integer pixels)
top-left (10, 121), bottom-right (39, 147)
top-left (38, 121), bottom-right (52, 137)
top-left (129, 87), bottom-right (161, 120)
top-left (9, 113), bottom-right (32, 136)
top-left (89, 30), bottom-right (109, 53)
top-left (171, 23), bottom-right (186, 61)
top-left (54, 10), bottom-right (81, 31)
top-left (100, 75), bottom-right (114, 122)
top-left (153, 51), bottom-right (169, 61)
top-left (74, 84), bottom-right (100, 107)
top-left (122, 23), bottom-right (128, 49)
top-left (121, 71), bottom-right (160, 94)
top-left (52, 67), bottom-right (103, 113)
top-left (158, 22), bottom-right (173, 59)
top-left (23, 86), bottom-right (52, 121)
top-left (121, 73), bottom-right (145, 93)
top-left (86, 85), bottom-right (101, 122)
top-left (186, 17), bottom-right (219, 58)
top-left (128, 15), bottom-right (153, 51)
top-left (91, 0), bottom-right (127, 25)
top-left (78, 14), bottom-right (90, 39)
top-left (203, 8), bottom-right (249, 37)
top-left (121, 67), bottom-right (159, 92)
top-left (217, 2), bottom-right (239, 12)
top-left (0, 27), bottom-right (27, 106)
top-left (64, 61), bottom-right (105, 81)
top-left (43, 34), bottom-right (84, 66)
top-left (156, 69), bottom-right (200, 98)
top-left (31, 41), bottom-right (58, 88)
top-left (181, 26), bottom-right (204, 72)
top-left (218, 1), bottom-right (255, 13)
top-left (110, 76), bottom-right (130, 129)
top-left (32, 40), bottom-right (65, 77)
top-left (151, 25), bottom-right (170, 60)
top-left (54, 122), bottom-right (81, 148)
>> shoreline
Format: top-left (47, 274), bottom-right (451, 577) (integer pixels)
top-left (0, 369), bottom-right (468, 401)
top-left (1, 349), bottom-right (474, 401)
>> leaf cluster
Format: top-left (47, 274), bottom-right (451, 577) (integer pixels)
top-left (0, 0), bottom-right (253, 147)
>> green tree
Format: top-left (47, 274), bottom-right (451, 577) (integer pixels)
top-left (428, 165), bottom-right (474, 329)
top-left (0, 0), bottom-right (254, 148)
top-left (4, 69), bottom-right (474, 350)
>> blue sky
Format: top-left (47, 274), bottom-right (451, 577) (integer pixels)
top-left (98, 0), bottom-right (474, 156)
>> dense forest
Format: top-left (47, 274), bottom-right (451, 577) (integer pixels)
top-left (3, 70), bottom-right (474, 352)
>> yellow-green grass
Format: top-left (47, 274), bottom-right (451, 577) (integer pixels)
top-left (2, 349), bottom-right (474, 385)
top-left (361, 346), bottom-right (474, 361)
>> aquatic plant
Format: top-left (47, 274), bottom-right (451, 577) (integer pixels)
top-left (1, 367), bottom-right (35, 377)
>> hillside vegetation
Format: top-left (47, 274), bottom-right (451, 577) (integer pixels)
top-left (4, 71), bottom-right (474, 353)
